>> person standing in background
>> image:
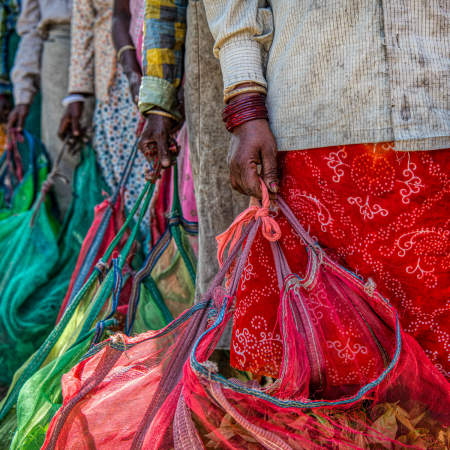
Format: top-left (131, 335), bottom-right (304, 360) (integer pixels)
top-left (0, 0), bottom-right (41, 137)
top-left (111, 0), bottom-right (144, 106)
top-left (59, 0), bottom-right (149, 220)
top-left (6, 0), bottom-right (85, 216)
top-left (138, 0), bottom-right (247, 300)
top-left (203, 0), bottom-right (449, 379)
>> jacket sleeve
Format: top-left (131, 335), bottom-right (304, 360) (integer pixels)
top-left (68, 0), bottom-right (95, 95)
top-left (11, 0), bottom-right (41, 104)
top-left (138, 0), bottom-right (187, 120)
top-left (203, 0), bottom-right (273, 91)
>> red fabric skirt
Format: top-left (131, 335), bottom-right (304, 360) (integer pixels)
top-left (232, 143), bottom-right (450, 380)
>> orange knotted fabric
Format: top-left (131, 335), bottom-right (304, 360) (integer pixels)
top-left (216, 181), bottom-right (281, 267)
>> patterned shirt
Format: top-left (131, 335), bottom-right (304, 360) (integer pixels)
top-left (138, 0), bottom-right (187, 120)
top-left (68, 0), bottom-right (116, 102)
top-left (0, 0), bottom-right (20, 95)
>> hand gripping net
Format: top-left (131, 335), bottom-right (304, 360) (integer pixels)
top-left (43, 182), bottom-right (449, 449)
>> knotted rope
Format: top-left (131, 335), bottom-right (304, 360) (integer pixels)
top-left (216, 180), bottom-right (281, 266)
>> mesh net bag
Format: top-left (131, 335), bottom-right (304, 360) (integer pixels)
top-left (125, 164), bottom-right (197, 335)
top-left (0, 131), bottom-right (50, 219)
top-left (41, 183), bottom-right (450, 449)
top-left (55, 142), bottom-right (139, 322)
top-left (0, 143), bottom-right (106, 387)
top-left (2, 181), bottom-right (155, 449)
top-left (0, 180), bottom-right (59, 386)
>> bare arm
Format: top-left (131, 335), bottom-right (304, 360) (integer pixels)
top-left (112, 0), bottom-right (141, 103)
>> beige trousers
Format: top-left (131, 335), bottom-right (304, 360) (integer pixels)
top-left (185, 0), bottom-right (248, 300)
top-left (41, 25), bottom-right (93, 216)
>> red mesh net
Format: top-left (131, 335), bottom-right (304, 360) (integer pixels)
top-left (42, 189), bottom-right (449, 449)
top-left (56, 193), bottom-right (129, 322)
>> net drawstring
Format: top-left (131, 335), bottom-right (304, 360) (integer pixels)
top-left (30, 137), bottom-right (71, 227)
top-left (216, 180), bottom-right (281, 266)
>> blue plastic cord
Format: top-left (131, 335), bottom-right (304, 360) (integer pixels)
top-left (190, 278), bottom-right (402, 409)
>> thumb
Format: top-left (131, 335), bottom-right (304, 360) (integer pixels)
top-left (17, 112), bottom-right (26, 131)
top-left (156, 134), bottom-right (171, 168)
top-left (7, 112), bottom-right (16, 131)
top-left (261, 143), bottom-right (280, 194)
top-left (71, 114), bottom-right (80, 136)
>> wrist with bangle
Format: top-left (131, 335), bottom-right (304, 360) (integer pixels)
top-left (222, 92), bottom-right (268, 132)
top-left (62, 94), bottom-right (86, 108)
top-left (223, 84), bottom-right (267, 104)
top-left (145, 108), bottom-right (178, 121)
top-left (116, 44), bottom-right (136, 62)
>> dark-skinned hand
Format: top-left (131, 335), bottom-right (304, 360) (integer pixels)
top-left (126, 70), bottom-right (142, 105)
top-left (119, 50), bottom-right (142, 105)
top-left (0, 94), bottom-right (12, 124)
top-left (7, 103), bottom-right (30, 133)
top-left (138, 112), bottom-right (180, 169)
top-left (58, 101), bottom-right (86, 153)
top-left (228, 118), bottom-right (279, 199)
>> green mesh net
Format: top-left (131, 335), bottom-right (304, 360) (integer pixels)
top-left (126, 164), bottom-right (197, 335)
top-left (1, 182), bottom-right (154, 449)
top-left (0, 143), bottom-right (106, 386)
top-left (0, 132), bottom-right (50, 220)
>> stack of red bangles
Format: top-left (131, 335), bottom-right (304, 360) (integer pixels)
top-left (222, 93), bottom-right (268, 132)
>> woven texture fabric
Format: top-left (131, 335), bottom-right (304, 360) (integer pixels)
top-left (0, 133), bottom-right (55, 385)
top-left (204, 0), bottom-right (450, 151)
top-left (0, 132), bottom-right (49, 220)
top-left (41, 188), bottom-right (449, 449)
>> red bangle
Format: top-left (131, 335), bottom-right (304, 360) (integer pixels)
top-left (223, 93), bottom-right (268, 132)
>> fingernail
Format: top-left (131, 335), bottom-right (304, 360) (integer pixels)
top-left (270, 182), bottom-right (279, 193)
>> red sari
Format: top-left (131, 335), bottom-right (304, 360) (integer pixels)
top-left (232, 143), bottom-right (450, 380)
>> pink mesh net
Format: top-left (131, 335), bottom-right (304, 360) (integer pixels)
top-left (42, 185), bottom-right (450, 449)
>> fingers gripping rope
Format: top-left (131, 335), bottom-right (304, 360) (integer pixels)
top-left (216, 180), bottom-right (281, 266)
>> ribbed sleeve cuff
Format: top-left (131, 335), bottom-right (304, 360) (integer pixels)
top-left (218, 39), bottom-right (267, 90)
top-left (138, 76), bottom-right (181, 120)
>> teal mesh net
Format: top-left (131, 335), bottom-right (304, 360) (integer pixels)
top-left (0, 143), bottom-right (106, 386)
top-left (1, 182), bottom-right (154, 450)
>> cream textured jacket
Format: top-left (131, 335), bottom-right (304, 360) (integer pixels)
top-left (12, 0), bottom-right (72, 105)
top-left (203, 0), bottom-right (449, 151)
